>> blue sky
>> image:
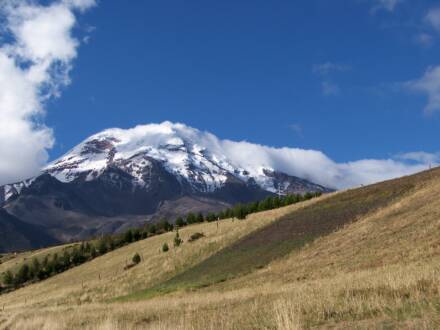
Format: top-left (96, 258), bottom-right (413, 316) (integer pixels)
top-left (0, 0), bottom-right (439, 185)
top-left (46, 0), bottom-right (439, 163)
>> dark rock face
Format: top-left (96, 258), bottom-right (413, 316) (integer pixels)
top-left (262, 169), bottom-right (331, 195)
top-left (0, 209), bottom-right (59, 253)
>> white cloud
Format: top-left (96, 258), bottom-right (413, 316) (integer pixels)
top-left (373, 0), bottom-right (402, 12)
top-left (313, 62), bottom-right (348, 96)
top-left (0, 0), bottom-right (95, 185)
top-left (63, 0), bottom-right (96, 12)
top-left (121, 122), bottom-right (434, 190)
top-left (321, 81), bottom-right (340, 96)
top-left (414, 33), bottom-right (434, 47)
top-left (395, 151), bottom-right (440, 164)
top-left (313, 62), bottom-right (351, 76)
top-left (289, 124), bottom-right (303, 138)
top-left (425, 8), bottom-right (440, 32)
top-left (217, 140), bottom-right (431, 190)
top-left (405, 66), bottom-right (440, 114)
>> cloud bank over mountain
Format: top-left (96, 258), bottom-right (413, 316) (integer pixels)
top-left (81, 122), bottom-right (433, 190)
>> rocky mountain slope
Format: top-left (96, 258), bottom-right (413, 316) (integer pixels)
top-left (0, 209), bottom-right (59, 253)
top-left (0, 122), bottom-right (331, 250)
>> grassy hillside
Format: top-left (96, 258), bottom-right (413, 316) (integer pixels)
top-left (126, 170), bottom-right (420, 300)
top-left (0, 199), bottom-right (315, 308)
top-left (1, 168), bottom-right (440, 329)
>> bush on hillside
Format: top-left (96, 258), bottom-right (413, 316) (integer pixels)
top-left (188, 232), bottom-right (205, 242)
top-left (132, 253), bottom-right (141, 265)
top-left (174, 231), bottom-right (183, 248)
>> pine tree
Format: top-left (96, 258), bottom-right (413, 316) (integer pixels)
top-left (149, 224), bottom-right (157, 235)
top-left (234, 204), bottom-right (247, 220)
top-left (174, 230), bottom-right (183, 247)
top-left (31, 258), bottom-right (41, 279)
top-left (62, 250), bottom-right (71, 267)
top-left (84, 242), bottom-right (92, 253)
top-left (162, 243), bottom-right (169, 252)
top-left (304, 192), bottom-right (313, 200)
top-left (249, 201), bottom-right (259, 213)
top-left (186, 213), bottom-right (196, 224)
top-left (97, 238), bottom-right (108, 255)
top-left (80, 242), bottom-right (85, 254)
top-left (196, 213), bottom-right (204, 223)
top-left (133, 229), bottom-right (141, 241)
top-left (16, 264), bottom-right (30, 285)
top-left (205, 213), bottom-right (216, 222)
top-left (158, 219), bottom-right (173, 232)
top-left (90, 245), bottom-right (97, 258)
top-left (2, 270), bottom-right (13, 286)
top-left (124, 230), bottom-right (133, 243)
top-left (176, 217), bottom-right (187, 227)
top-left (42, 255), bottom-right (49, 268)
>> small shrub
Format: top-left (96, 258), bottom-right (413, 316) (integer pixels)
top-left (188, 232), bottom-right (205, 242)
top-left (132, 253), bottom-right (141, 265)
top-left (162, 243), bottom-right (169, 252)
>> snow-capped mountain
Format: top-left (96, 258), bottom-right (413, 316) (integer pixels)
top-left (0, 122), bottom-right (331, 249)
top-left (52, 122), bottom-right (330, 193)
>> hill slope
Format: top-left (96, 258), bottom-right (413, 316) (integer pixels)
top-left (1, 168), bottom-right (440, 329)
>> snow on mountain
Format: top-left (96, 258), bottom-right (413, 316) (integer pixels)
top-left (0, 178), bottom-right (35, 204)
top-left (45, 122), bottom-right (282, 192)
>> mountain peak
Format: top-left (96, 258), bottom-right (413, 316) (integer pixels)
top-left (42, 122), bottom-right (330, 196)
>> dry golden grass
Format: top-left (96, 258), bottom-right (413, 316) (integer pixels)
top-left (0, 196), bottom-right (324, 310)
top-left (2, 170), bottom-right (440, 329)
top-left (2, 259), bottom-right (440, 329)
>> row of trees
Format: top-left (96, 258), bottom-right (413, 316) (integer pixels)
top-left (2, 242), bottom-right (96, 288)
top-left (0, 223), bottom-right (175, 290)
top-left (174, 192), bottom-right (322, 227)
top-left (1, 192), bottom-right (322, 290)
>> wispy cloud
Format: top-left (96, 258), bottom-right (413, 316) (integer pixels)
top-left (313, 62), bottom-right (349, 96)
top-left (151, 122), bottom-right (435, 190)
top-left (414, 33), bottom-right (434, 47)
top-left (289, 124), bottom-right (303, 138)
top-left (321, 81), bottom-right (340, 96)
top-left (0, 0), bottom-right (95, 185)
top-left (395, 151), bottom-right (440, 164)
top-left (313, 62), bottom-right (351, 76)
top-left (425, 7), bottom-right (440, 32)
top-left (372, 0), bottom-right (402, 13)
top-left (405, 66), bottom-right (440, 114)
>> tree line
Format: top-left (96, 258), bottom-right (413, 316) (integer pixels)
top-left (0, 192), bottom-right (321, 292)
top-left (175, 192), bottom-right (322, 226)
